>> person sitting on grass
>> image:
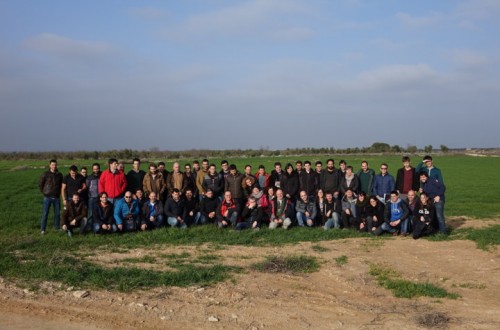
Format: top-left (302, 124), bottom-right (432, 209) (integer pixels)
top-left (93, 192), bottom-right (116, 234)
top-left (355, 192), bottom-right (370, 232)
top-left (412, 192), bottom-right (437, 239)
top-left (323, 191), bottom-right (342, 230)
top-left (269, 189), bottom-right (293, 230)
top-left (341, 188), bottom-right (357, 229)
top-left (199, 189), bottom-right (219, 225)
top-left (164, 188), bottom-right (187, 229)
top-left (236, 196), bottom-right (262, 231)
top-left (62, 193), bottom-right (87, 237)
top-left (140, 191), bottom-right (164, 231)
top-left (366, 196), bottom-right (385, 233)
top-left (296, 190), bottom-right (317, 227)
top-left (374, 191), bottom-right (410, 236)
top-left (114, 191), bottom-right (140, 232)
top-left (216, 191), bottom-right (239, 229)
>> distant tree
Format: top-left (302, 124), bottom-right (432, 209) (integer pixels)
top-left (406, 145), bottom-right (418, 154)
top-left (440, 144), bottom-right (449, 153)
top-left (424, 145), bottom-right (433, 153)
top-left (391, 145), bottom-right (402, 153)
top-left (370, 142), bottom-right (391, 153)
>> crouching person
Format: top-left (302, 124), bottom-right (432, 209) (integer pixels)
top-left (165, 189), bottom-right (187, 229)
top-left (236, 196), bottom-right (262, 231)
top-left (62, 193), bottom-right (88, 237)
top-left (323, 191), bottom-right (341, 230)
top-left (140, 192), bottom-right (164, 231)
top-left (93, 192), bottom-right (116, 234)
top-left (412, 192), bottom-right (437, 239)
top-left (296, 190), bottom-right (317, 227)
top-left (216, 191), bottom-right (239, 229)
top-left (269, 189), bottom-right (293, 229)
top-left (374, 191), bottom-right (409, 236)
top-left (114, 191), bottom-right (140, 232)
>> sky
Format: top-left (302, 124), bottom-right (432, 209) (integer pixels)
top-left (1, 0), bottom-right (499, 152)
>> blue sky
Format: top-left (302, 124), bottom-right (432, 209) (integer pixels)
top-left (1, 0), bottom-right (499, 151)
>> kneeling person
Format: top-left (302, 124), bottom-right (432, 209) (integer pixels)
top-left (141, 192), bottom-right (164, 231)
top-left (62, 193), bottom-right (88, 237)
top-left (236, 196), bottom-right (262, 231)
top-left (93, 192), bottom-right (116, 234)
top-left (114, 191), bottom-right (140, 232)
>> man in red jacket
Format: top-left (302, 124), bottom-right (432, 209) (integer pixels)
top-left (98, 158), bottom-right (127, 203)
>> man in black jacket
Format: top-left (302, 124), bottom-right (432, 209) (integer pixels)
top-left (39, 159), bottom-right (63, 234)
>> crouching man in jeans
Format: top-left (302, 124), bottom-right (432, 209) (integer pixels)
top-left (374, 191), bottom-right (410, 236)
top-left (62, 193), bottom-right (87, 237)
top-left (114, 191), bottom-right (140, 232)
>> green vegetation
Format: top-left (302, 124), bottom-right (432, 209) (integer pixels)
top-left (335, 255), bottom-right (348, 266)
top-left (251, 255), bottom-right (320, 274)
top-left (369, 264), bottom-right (460, 299)
top-left (311, 244), bottom-right (329, 252)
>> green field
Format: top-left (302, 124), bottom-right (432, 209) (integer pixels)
top-left (0, 154), bottom-right (499, 291)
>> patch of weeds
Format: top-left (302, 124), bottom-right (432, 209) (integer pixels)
top-left (335, 255), bottom-right (348, 266)
top-left (360, 238), bottom-right (385, 252)
top-left (369, 264), bottom-right (460, 299)
top-left (415, 312), bottom-right (449, 329)
top-left (311, 245), bottom-right (329, 252)
top-left (109, 247), bottom-right (130, 253)
top-left (160, 252), bottom-right (191, 259)
top-left (122, 255), bottom-right (157, 264)
top-left (251, 255), bottom-right (319, 274)
top-left (452, 282), bottom-right (486, 289)
top-left (195, 254), bottom-right (222, 264)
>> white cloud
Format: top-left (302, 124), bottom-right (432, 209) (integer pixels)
top-left (396, 11), bottom-right (443, 28)
top-left (451, 49), bottom-right (489, 67)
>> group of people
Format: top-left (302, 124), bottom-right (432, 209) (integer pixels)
top-left (38, 155), bottom-right (446, 239)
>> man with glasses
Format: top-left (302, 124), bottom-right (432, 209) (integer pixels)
top-left (372, 163), bottom-right (395, 204)
top-left (114, 191), bottom-right (140, 232)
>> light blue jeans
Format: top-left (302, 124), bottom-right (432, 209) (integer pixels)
top-left (167, 217), bottom-right (187, 229)
top-left (324, 212), bottom-right (340, 230)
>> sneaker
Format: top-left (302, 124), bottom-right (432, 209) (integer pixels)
top-left (41, 231), bottom-right (45, 235)
top-left (67, 230), bottom-right (73, 238)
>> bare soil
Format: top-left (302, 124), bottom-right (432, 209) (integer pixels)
top-left (1, 218), bottom-right (499, 329)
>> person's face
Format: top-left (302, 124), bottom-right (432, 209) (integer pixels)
top-left (80, 169), bottom-right (87, 177)
top-left (403, 160), bottom-right (411, 168)
top-left (209, 166), bottom-right (216, 174)
top-left (259, 168), bottom-right (265, 175)
top-left (206, 190), bottom-right (213, 198)
top-left (358, 194), bottom-right (365, 201)
top-left (124, 193), bottom-right (133, 203)
top-left (252, 187), bottom-right (260, 195)
top-left (304, 163), bottom-right (311, 172)
top-left (380, 165), bottom-right (388, 174)
top-left (249, 199), bottom-right (257, 207)
top-left (287, 166), bottom-right (293, 174)
top-left (230, 169), bottom-right (237, 175)
top-left (275, 165), bottom-right (281, 172)
top-left (110, 162), bottom-right (118, 172)
top-left (150, 166), bottom-right (157, 174)
top-left (420, 175), bottom-right (427, 183)
top-left (300, 192), bottom-right (308, 202)
top-left (296, 163), bottom-right (302, 171)
top-left (185, 165), bottom-right (191, 173)
top-left (245, 166), bottom-right (252, 175)
top-left (158, 164), bottom-right (165, 171)
top-left (340, 163), bottom-right (346, 170)
top-left (221, 163), bottom-right (228, 171)
top-left (370, 198), bottom-right (377, 206)
top-left (407, 191), bottom-right (416, 201)
top-left (346, 168), bottom-right (352, 175)
top-left (172, 191), bottom-right (180, 200)
top-left (49, 162), bottom-right (57, 172)
top-left (246, 178), bottom-right (252, 186)
top-left (185, 190), bottom-right (193, 199)
top-left (268, 188), bottom-right (275, 197)
top-left (149, 192), bottom-right (157, 202)
top-left (133, 161), bottom-right (140, 170)
top-left (316, 164), bottom-right (322, 172)
top-left (117, 163), bottom-right (124, 171)
top-left (173, 163), bottom-right (180, 173)
top-left (425, 160), bottom-right (433, 168)
top-left (70, 170), bottom-right (77, 177)
top-left (276, 190), bottom-right (283, 200)
top-left (345, 190), bottom-right (353, 198)
top-left (327, 161), bottom-right (334, 170)
top-left (136, 190), bottom-right (143, 199)
top-left (100, 194), bottom-right (108, 203)
top-left (72, 195), bottom-right (80, 204)
top-left (317, 190), bottom-right (324, 197)
top-left (224, 191), bottom-right (232, 201)
top-left (361, 162), bottom-right (368, 171)
top-left (202, 161), bottom-right (209, 170)
top-left (390, 194), bottom-right (398, 202)
top-left (193, 163), bottom-right (200, 171)
top-left (420, 194), bottom-right (428, 204)
top-left (326, 194), bottom-right (333, 202)
top-left (92, 165), bottom-right (100, 174)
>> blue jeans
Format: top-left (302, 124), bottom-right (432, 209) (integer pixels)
top-left (93, 222), bottom-right (117, 234)
top-left (41, 196), bottom-right (60, 231)
top-left (167, 217), bottom-right (187, 229)
top-left (380, 222), bottom-right (398, 234)
top-left (400, 216), bottom-right (411, 234)
top-left (296, 212), bottom-right (314, 227)
top-left (324, 212), bottom-right (340, 230)
top-left (434, 200), bottom-right (446, 234)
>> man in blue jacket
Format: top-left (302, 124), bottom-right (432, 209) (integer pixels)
top-left (114, 191), bottom-right (140, 232)
top-left (371, 163), bottom-right (395, 204)
top-left (419, 172), bottom-right (447, 234)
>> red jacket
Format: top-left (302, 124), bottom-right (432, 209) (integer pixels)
top-left (254, 172), bottom-right (270, 190)
top-left (98, 169), bottom-right (127, 199)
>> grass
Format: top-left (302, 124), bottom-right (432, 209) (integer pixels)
top-left (335, 255), bottom-right (348, 266)
top-left (311, 244), bottom-right (329, 252)
top-left (369, 263), bottom-right (460, 299)
top-left (121, 255), bottom-right (157, 264)
top-left (251, 255), bottom-right (320, 274)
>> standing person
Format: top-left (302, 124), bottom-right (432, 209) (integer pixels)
top-left (140, 192), bottom-right (164, 231)
top-left (62, 193), bottom-right (88, 237)
top-left (374, 191), bottom-right (410, 236)
top-left (339, 165), bottom-right (360, 195)
top-left (296, 190), bottom-right (317, 227)
top-left (395, 156), bottom-right (419, 201)
top-left (357, 161), bottom-right (375, 195)
top-left (269, 162), bottom-right (284, 190)
top-left (165, 188), bottom-right (187, 229)
top-left (86, 163), bottom-right (101, 229)
top-left (315, 161), bottom-right (325, 176)
top-left (338, 160), bottom-right (347, 182)
top-left (157, 161), bottom-right (169, 202)
top-left (39, 159), bottom-right (63, 234)
top-left (142, 163), bottom-right (165, 198)
top-left (224, 164), bottom-right (244, 207)
top-left (243, 164), bottom-right (256, 181)
top-left (99, 158), bottom-right (127, 204)
top-left (126, 158), bottom-right (146, 196)
top-left (371, 163), bottom-right (395, 204)
top-left (167, 162), bottom-right (186, 195)
top-left (183, 163), bottom-right (198, 198)
top-left (299, 161), bottom-right (318, 201)
top-left (412, 192), bottom-right (438, 239)
top-left (419, 172), bottom-right (447, 234)
top-left (281, 163), bottom-right (300, 204)
top-left (196, 159), bottom-right (209, 199)
top-left (61, 165), bottom-right (87, 207)
top-left (319, 159), bottom-right (340, 196)
top-left (79, 167), bottom-right (89, 206)
top-left (92, 192), bottom-right (116, 234)
top-left (254, 165), bottom-right (270, 190)
top-left (219, 160), bottom-right (230, 183)
top-left (113, 191), bottom-right (140, 232)
top-left (269, 189), bottom-right (293, 230)
top-left (202, 164), bottom-right (224, 200)
top-left (416, 155), bottom-right (444, 184)
top-left (192, 160), bottom-right (200, 176)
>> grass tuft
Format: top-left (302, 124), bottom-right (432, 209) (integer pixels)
top-left (251, 255), bottom-right (319, 274)
top-left (335, 255), bottom-right (348, 266)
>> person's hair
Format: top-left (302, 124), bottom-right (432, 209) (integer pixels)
top-left (339, 160), bottom-right (346, 165)
top-left (209, 163), bottom-right (216, 168)
top-left (135, 188), bottom-right (143, 194)
top-left (133, 158), bottom-right (140, 163)
top-left (285, 163), bottom-right (294, 171)
top-left (346, 165), bottom-right (353, 171)
top-left (248, 196), bottom-right (256, 202)
top-left (49, 159), bottom-right (57, 164)
top-left (245, 164), bottom-right (251, 169)
top-left (419, 171), bottom-right (429, 177)
top-left (184, 188), bottom-right (193, 194)
top-left (295, 160), bottom-right (302, 165)
top-left (193, 160), bottom-right (199, 165)
top-left (69, 165), bottom-right (78, 172)
top-left (423, 155), bottom-right (433, 161)
top-left (172, 188), bottom-right (180, 194)
top-left (361, 160), bottom-right (368, 166)
top-left (81, 166), bottom-right (87, 171)
top-left (220, 160), bottom-right (228, 165)
top-left (149, 163), bottom-right (157, 168)
top-left (201, 158), bottom-right (209, 164)
top-left (390, 190), bottom-right (399, 196)
top-left (325, 191), bottom-right (333, 196)
top-left (344, 188), bottom-right (353, 193)
top-left (381, 163), bottom-right (388, 168)
top-left (402, 156), bottom-right (410, 162)
top-left (72, 192), bottom-right (80, 197)
top-left (326, 158), bottom-right (334, 164)
top-left (184, 163), bottom-right (191, 168)
top-left (205, 188), bottom-right (213, 194)
top-left (315, 161), bottom-right (322, 166)
top-left (274, 162), bottom-right (282, 167)
top-left (259, 165), bottom-right (265, 170)
top-left (92, 163), bottom-right (100, 168)
top-left (98, 192), bottom-right (107, 198)
top-left (358, 191), bottom-right (367, 198)
top-left (369, 195), bottom-right (378, 202)
top-left (109, 158), bottom-right (118, 164)
top-left (304, 161), bottom-right (311, 166)
top-left (420, 192), bottom-right (428, 198)
top-left (158, 161), bottom-right (165, 166)
top-left (229, 164), bottom-right (237, 170)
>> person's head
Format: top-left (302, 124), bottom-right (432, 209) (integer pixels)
top-left (407, 190), bottom-right (416, 202)
top-left (295, 161), bottom-right (303, 171)
top-left (185, 189), bottom-right (193, 199)
top-left (402, 156), bottom-right (411, 168)
top-left (317, 188), bottom-right (324, 198)
top-left (304, 161), bottom-right (311, 172)
top-left (124, 191), bottom-right (133, 203)
top-left (69, 165), bottom-right (78, 177)
top-left (71, 193), bottom-right (80, 204)
top-left (275, 188), bottom-right (284, 200)
top-left (252, 186), bottom-right (261, 195)
top-left (299, 190), bottom-right (308, 202)
top-left (192, 160), bottom-right (200, 171)
top-left (80, 166), bottom-right (87, 177)
top-left (423, 155), bottom-right (433, 168)
top-left (172, 162), bottom-right (180, 173)
top-left (346, 165), bottom-right (353, 174)
top-left (325, 191), bottom-right (333, 201)
top-left (285, 163), bottom-right (294, 174)
top-left (339, 160), bottom-right (346, 170)
top-left (245, 178), bottom-right (253, 187)
top-left (390, 190), bottom-right (399, 203)
top-left (358, 191), bottom-right (366, 201)
top-left (117, 161), bottom-right (125, 172)
top-left (149, 163), bottom-right (157, 174)
top-left (202, 159), bottom-right (209, 170)
top-left (224, 190), bottom-right (232, 202)
top-left (92, 163), bottom-right (100, 174)
top-left (98, 192), bottom-right (108, 203)
top-left (345, 188), bottom-right (353, 198)
top-left (361, 161), bottom-right (368, 172)
top-left (132, 158), bottom-right (141, 170)
top-left (172, 188), bottom-right (180, 200)
top-left (420, 192), bottom-right (429, 204)
top-left (229, 164), bottom-right (237, 175)
top-left (369, 195), bottom-right (378, 206)
top-left (135, 189), bottom-right (143, 200)
top-left (148, 191), bottom-right (157, 202)
top-left (109, 158), bottom-right (118, 172)
top-left (158, 162), bottom-right (165, 171)
top-left (244, 165), bottom-right (252, 175)
top-left (205, 188), bottom-right (214, 198)
top-left (209, 163), bottom-right (217, 174)
top-left (315, 161), bottom-right (323, 173)
top-left (48, 159), bottom-right (58, 172)
top-left (419, 171), bottom-right (428, 183)
top-left (184, 164), bottom-right (192, 173)
top-left (327, 159), bottom-right (335, 170)
top-left (267, 186), bottom-right (275, 197)
top-left (220, 160), bottom-right (228, 171)
top-left (258, 165), bottom-right (265, 175)
top-left (380, 163), bottom-right (388, 174)
top-left (274, 162), bottom-right (282, 172)
top-left (248, 196), bottom-right (257, 207)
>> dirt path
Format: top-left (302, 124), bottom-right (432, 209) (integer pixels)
top-left (1, 221), bottom-right (499, 329)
